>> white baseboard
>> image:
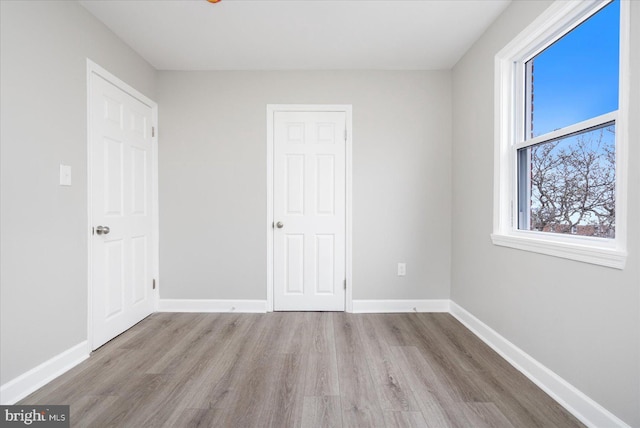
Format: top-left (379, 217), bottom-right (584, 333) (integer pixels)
top-left (158, 299), bottom-right (267, 313)
top-left (352, 299), bottom-right (450, 313)
top-left (0, 341), bottom-right (89, 405)
top-left (449, 302), bottom-right (630, 428)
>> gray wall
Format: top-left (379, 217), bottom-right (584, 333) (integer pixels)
top-left (157, 71), bottom-right (452, 301)
top-left (3, 1), bottom-right (636, 424)
top-left (0, 1), bottom-right (156, 384)
top-left (451, 1), bottom-right (640, 426)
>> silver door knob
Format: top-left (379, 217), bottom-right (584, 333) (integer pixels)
top-left (96, 225), bottom-right (110, 235)
top-left (276, 222), bottom-right (284, 229)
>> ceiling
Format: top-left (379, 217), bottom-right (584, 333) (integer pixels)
top-left (79, 0), bottom-right (511, 71)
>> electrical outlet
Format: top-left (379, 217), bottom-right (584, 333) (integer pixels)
top-left (397, 263), bottom-right (406, 276)
top-left (59, 164), bottom-right (71, 186)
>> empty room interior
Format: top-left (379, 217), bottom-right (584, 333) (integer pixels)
top-left (1, 0), bottom-right (639, 427)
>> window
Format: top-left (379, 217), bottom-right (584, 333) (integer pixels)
top-left (492, 0), bottom-right (629, 269)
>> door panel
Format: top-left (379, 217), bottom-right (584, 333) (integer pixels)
top-left (285, 234), bottom-right (305, 294)
top-left (105, 239), bottom-right (124, 318)
top-left (285, 155), bottom-right (305, 215)
top-left (315, 234), bottom-right (335, 294)
top-left (273, 111), bottom-right (346, 311)
top-left (316, 155), bottom-right (335, 215)
top-left (104, 138), bottom-right (124, 216)
top-left (131, 147), bottom-right (147, 215)
top-left (91, 74), bottom-right (154, 349)
top-left (131, 235), bottom-right (148, 304)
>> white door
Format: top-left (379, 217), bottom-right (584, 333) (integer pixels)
top-left (273, 111), bottom-right (346, 311)
top-left (90, 73), bottom-right (155, 349)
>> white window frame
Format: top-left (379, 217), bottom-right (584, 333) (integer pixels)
top-left (492, 0), bottom-right (630, 269)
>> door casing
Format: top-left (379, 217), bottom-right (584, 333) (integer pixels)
top-left (266, 104), bottom-right (353, 312)
top-left (86, 59), bottom-right (159, 350)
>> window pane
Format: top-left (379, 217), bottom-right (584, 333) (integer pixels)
top-left (518, 123), bottom-right (616, 238)
top-left (526, 0), bottom-right (619, 138)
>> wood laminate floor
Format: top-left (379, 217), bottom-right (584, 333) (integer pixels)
top-left (20, 312), bottom-right (585, 428)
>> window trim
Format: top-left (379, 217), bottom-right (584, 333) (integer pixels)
top-left (492, 0), bottom-right (629, 269)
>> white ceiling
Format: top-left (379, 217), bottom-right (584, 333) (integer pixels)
top-left (80, 0), bottom-right (510, 71)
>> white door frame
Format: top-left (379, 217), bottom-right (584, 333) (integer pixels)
top-left (266, 104), bottom-right (353, 312)
top-left (86, 59), bottom-right (159, 351)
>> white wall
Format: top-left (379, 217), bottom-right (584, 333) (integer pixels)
top-left (451, 1), bottom-right (640, 426)
top-left (0, 1), bottom-right (156, 385)
top-left (157, 71), bottom-right (452, 302)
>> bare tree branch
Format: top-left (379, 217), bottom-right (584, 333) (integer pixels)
top-left (528, 126), bottom-right (615, 238)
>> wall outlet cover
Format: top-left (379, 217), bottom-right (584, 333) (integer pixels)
top-left (59, 164), bottom-right (71, 186)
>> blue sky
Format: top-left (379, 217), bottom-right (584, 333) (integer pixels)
top-left (528, 0), bottom-right (619, 137)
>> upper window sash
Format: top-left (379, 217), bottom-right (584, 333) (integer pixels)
top-left (511, 1), bottom-right (613, 74)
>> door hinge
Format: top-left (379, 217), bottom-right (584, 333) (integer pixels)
top-left (152, 126), bottom-right (155, 138)
top-left (92, 227), bottom-right (95, 235)
top-left (344, 279), bottom-right (347, 290)
top-left (152, 279), bottom-right (156, 290)
top-left (344, 127), bottom-right (347, 141)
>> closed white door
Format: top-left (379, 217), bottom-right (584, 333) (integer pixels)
top-left (90, 73), bottom-right (154, 349)
top-left (273, 111), bottom-right (346, 311)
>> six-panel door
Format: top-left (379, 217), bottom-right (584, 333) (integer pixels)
top-left (90, 74), bottom-right (154, 349)
top-left (273, 111), bottom-right (346, 311)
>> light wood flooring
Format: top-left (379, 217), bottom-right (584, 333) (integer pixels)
top-left (20, 312), bottom-right (585, 427)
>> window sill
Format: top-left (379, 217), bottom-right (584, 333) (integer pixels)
top-left (490, 233), bottom-right (626, 269)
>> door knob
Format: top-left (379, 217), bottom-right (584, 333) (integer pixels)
top-left (96, 225), bottom-right (110, 235)
top-left (276, 221), bottom-right (284, 229)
